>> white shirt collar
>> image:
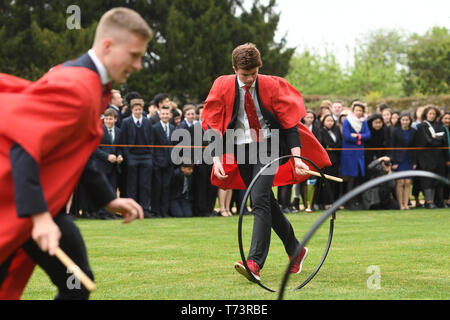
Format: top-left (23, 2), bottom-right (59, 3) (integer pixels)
top-left (88, 49), bottom-right (110, 85)
top-left (132, 115), bottom-right (143, 124)
top-left (237, 76), bottom-right (256, 89)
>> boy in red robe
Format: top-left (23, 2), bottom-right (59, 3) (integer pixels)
top-left (201, 43), bottom-right (331, 282)
top-left (0, 8), bottom-right (152, 299)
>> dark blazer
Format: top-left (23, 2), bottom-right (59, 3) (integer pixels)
top-left (152, 121), bottom-right (175, 168)
top-left (178, 119), bottom-right (195, 131)
top-left (317, 126), bottom-right (342, 175)
top-left (390, 126), bottom-right (417, 166)
top-left (170, 167), bottom-right (193, 201)
top-left (119, 116), bottom-right (154, 159)
top-left (414, 121), bottom-right (446, 171)
top-left (93, 124), bottom-right (122, 174)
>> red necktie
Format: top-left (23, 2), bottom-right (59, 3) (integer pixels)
top-left (244, 85), bottom-right (262, 142)
top-left (102, 82), bottom-right (112, 110)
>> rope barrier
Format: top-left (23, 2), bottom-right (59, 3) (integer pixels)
top-left (100, 144), bottom-right (450, 151)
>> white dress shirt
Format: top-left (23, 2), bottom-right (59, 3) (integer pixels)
top-left (132, 115), bottom-right (143, 126)
top-left (235, 77), bottom-right (271, 145)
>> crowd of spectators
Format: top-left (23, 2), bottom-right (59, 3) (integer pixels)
top-left (69, 92), bottom-right (450, 219)
top-left (290, 100), bottom-right (450, 212)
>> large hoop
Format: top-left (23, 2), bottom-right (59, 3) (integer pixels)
top-left (277, 170), bottom-right (450, 300)
top-left (237, 155), bottom-right (332, 292)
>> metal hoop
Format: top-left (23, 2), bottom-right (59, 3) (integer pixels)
top-left (237, 155), bottom-right (332, 293)
top-left (277, 170), bottom-right (450, 300)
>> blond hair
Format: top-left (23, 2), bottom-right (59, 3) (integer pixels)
top-left (94, 7), bottom-right (152, 44)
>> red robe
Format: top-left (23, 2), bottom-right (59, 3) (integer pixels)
top-left (201, 74), bottom-right (331, 189)
top-left (0, 66), bottom-right (106, 299)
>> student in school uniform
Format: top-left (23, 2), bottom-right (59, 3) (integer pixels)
top-left (151, 105), bottom-right (175, 218)
top-left (120, 94), bottom-right (155, 218)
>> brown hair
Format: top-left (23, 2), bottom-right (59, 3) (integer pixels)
top-left (421, 104), bottom-right (441, 122)
top-left (320, 99), bottom-right (332, 108)
top-left (232, 43), bottom-right (262, 70)
top-left (104, 108), bottom-right (118, 118)
top-left (351, 101), bottom-right (366, 112)
top-left (182, 104), bottom-right (196, 116)
top-left (94, 7), bottom-right (153, 43)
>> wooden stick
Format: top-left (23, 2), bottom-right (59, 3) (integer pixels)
top-left (304, 170), bottom-right (343, 183)
top-left (55, 247), bottom-right (96, 292)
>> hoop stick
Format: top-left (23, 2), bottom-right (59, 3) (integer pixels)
top-left (304, 170), bottom-right (343, 183)
top-left (55, 247), bottom-right (96, 292)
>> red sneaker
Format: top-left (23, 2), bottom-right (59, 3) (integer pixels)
top-left (289, 247), bottom-right (308, 274)
top-left (234, 260), bottom-right (261, 282)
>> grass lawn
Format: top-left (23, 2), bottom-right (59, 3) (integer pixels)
top-left (22, 208), bottom-right (449, 300)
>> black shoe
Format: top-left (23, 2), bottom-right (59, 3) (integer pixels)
top-left (281, 206), bottom-right (292, 214)
top-left (89, 212), bottom-right (102, 219)
top-left (106, 212), bottom-right (120, 219)
top-left (425, 202), bottom-right (438, 209)
top-left (144, 210), bottom-right (156, 218)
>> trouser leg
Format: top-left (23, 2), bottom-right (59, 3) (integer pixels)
top-left (22, 213), bottom-right (93, 300)
top-left (240, 160), bottom-right (299, 269)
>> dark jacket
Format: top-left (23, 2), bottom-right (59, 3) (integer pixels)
top-left (390, 126), bottom-right (417, 166)
top-left (93, 124), bottom-right (122, 174)
top-left (152, 121), bottom-right (175, 168)
top-left (119, 116), bottom-right (154, 160)
top-left (170, 167), bottom-right (193, 201)
top-left (414, 121), bottom-right (446, 171)
top-left (317, 126), bottom-right (342, 176)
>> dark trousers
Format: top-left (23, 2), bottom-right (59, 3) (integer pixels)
top-left (105, 169), bottom-right (118, 193)
top-left (127, 153), bottom-right (152, 211)
top-left (170, 198), bottom-right (193, 218)
top-left (193, 164), bottom-right (217, 216)
top-left (0, 213), bottom-right (93, 300)
top-left (152, 165), bottom-right (174, 215)
top-left (236, 142), bottom-right (299, 269)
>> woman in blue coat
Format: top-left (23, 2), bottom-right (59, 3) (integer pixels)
top-left (341, 102), bottom-right (371, 209)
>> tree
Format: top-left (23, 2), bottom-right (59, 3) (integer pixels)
top-left (342, 29), bottom-right (406, 98)
top-left (0, 0), bottom-right (294, 104)
top-left (285, 49), bottom-right (344, 96)
top-left (286, 29), bottom-right (407, 98)
top-left (403, 26), bottom-right (450, 96)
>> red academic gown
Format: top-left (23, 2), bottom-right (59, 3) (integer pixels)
top-left (0, 66), bottom-right (106, 299)
top-left (201, 74), bottom-right (331, 189)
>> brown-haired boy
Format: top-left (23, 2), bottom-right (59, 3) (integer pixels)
top-left (202, 43), bottom-right (331, 283)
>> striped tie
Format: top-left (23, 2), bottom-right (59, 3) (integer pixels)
top-left (244, 85), bottom-right (262, 142)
